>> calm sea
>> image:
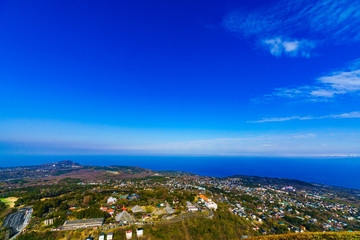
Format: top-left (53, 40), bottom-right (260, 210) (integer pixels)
top-left (1, 155), bottom-right (360, 189)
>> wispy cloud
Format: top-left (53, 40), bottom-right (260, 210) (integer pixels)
top-left (1, 119), bottom-right (360, 157)
top-left (317, 69), bottom-right (360, 92)
top-left (262, 37), bottom-right (315, 57)
top-left (222, 0), bottom-right (360, 56)
top-left (257, 59), bottom-right (360, 101)
top-left (120, 133), bottom-right (323, 156)
top-left (250, 111), bottom-right (360, 123)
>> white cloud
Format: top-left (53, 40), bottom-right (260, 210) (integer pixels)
top-left (250, 111), bottom-right (360, 123)
top-left (272, 87), bottom-right (309, 98)
top-left (310, 89), bottom-right (339, 98)
top-left (222, 0), bottom-right (360, 56)
top-left (250, 116), bottom-right (312, 123)
top-left (318, 69), bottom-right (360, 91)
top-left (262, 37), bottom-right (315, 57)
top-left (331, 112), bottom-right (360, 119)
top-left (258, 58), bottom-right (360, 101)
top-left (2, 121), bottom-right (360, 156)
top-left (282, 41), bottom-right (298, 52)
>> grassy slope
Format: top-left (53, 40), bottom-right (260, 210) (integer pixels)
top-left (18, 206), bottom-right (255, 240)
top-left (248, 231), bottom-right (360, 240)
top-left (0, 197), bottom-right (18, 208)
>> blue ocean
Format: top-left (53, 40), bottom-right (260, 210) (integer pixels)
top-left (1, 155), bottom-right (360, 189)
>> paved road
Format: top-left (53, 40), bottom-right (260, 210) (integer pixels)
top-left (194, 203), bottom-right (214, 219)
top-left (206, 208), bottom-right (214, 218)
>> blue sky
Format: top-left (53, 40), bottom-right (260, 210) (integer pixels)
top-left (1, 0), bottom-right (360, 157)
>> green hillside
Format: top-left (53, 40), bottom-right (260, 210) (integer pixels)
top-left (249, 231), bottom-right (360, 240)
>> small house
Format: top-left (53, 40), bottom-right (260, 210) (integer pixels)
top-left (126, 230), bottom-right (132, 240)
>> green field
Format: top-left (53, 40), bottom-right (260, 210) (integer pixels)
top-left (0, 197), bottom-right (18, 208)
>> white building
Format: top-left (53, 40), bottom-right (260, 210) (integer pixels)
top-left (205, 201), bottom-right (218, 210)
top-left (107, 197), bottom-right (117, 204)
top-left (199, 194), bottom-right (217, 210)
top-left (99, 233), bottom-right (105, 240)
top-left (44, 218), bottom-right (54, 226)
top-left (131, 205), bottom-right (145, 213)
top-left (126, 230), bottom-right (132, 239)
top-left (137, 228), bottom-right (143, 237)
top-left (186, 201), bottom-right (198, 212)
top-left (107, 232), bottom-right (113, 240)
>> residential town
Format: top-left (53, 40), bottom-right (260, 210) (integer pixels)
top-left (1, 162), bottom-right (360, 239)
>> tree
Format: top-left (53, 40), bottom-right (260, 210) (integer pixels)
top-left (83, 195), bottom-right (92, 207)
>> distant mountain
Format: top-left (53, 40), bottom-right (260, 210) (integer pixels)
top-left (227, 174), bottom-right (360, 198)
top-left (155, 169), bottom-right (198, 176)
top-left (0, 161), bottom-right (154, 183)
top-left (0, 160), bottom-right (82, 181)
top-left (229, 175), bottom-right (314, 188)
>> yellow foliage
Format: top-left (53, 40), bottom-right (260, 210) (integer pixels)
top-left (248, 231), bottom-right (360, 240)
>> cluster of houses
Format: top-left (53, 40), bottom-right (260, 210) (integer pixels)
top-left (258, 191), bottom-right (356, 231)
top-left (230, 202), bottom-right (310, 234)
top-left (106, 193), bottom-right (140, 202)
top-left (46, 174), bottom-right (360, 237)
top-left (185, 194), bottom-right (218, 212)
top-left (99, 195), bottom-right (180, 225)
top-left (85, 228), bottom-right (143, 240)
top-left (186, 176), bottom-right (360, 233)
top-left (323, 218), bottom-right (350, 231)
top-left (85, 232), bottom-right (113, 240)
top-left (100, 206), bottom-right (115, 216)
top-left (99, 195), bottom-right (143, 217)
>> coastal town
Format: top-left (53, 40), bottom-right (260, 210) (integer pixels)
top-left (1, 161), bottom-right (360, 239)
